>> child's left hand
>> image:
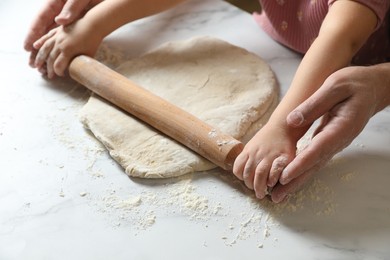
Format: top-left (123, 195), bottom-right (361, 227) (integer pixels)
top-left (32, 20), bottom-right (102, 78)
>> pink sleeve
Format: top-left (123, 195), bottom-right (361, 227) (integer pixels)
top-left (328, 0), bottom-right (390, 30)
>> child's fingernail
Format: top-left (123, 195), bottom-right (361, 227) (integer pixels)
top-left (267, 178), bottom-right (276, 187)
top-left (287, 111), bottom-right (304, 126)
top-left (256, 192), bottom-right (265, 200)
top-left (273, 193), bottom-right (286, 203)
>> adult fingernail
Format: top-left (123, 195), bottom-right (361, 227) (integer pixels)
top-left (62, 11), bottom-right (71, 18)
top-left (287, 111), bottom-right (304, 127)
top-left (279, 177), bottom-right (291, 185)
top-left (56, 11), bottom-right (70, 22)
top-left (280, 171), bottom-right (292, 184)
top-left (279, 169), bottom-right (290, 185)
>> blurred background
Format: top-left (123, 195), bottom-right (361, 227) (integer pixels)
top-left (226, 0), bottom-right (261, 13)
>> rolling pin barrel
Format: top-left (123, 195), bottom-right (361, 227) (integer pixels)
top-left (68, 55), bottom-right (243, 170)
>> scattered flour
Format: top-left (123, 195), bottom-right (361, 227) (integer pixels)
top-left (80, 167), bottom-right (341, 249)
top-left (94, 43), bottom-right (126, 68)
top-left (79, 191), bottom-right (88, 197)
top-left (339, 172), bottom-right (356, 182)
top-left (208, 129), bottom-right (218, 138)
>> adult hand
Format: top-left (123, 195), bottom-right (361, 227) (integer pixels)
top-left (270, 65), bottom-right (390, 203)
top-left (24, 0), bottom-right (103, 63)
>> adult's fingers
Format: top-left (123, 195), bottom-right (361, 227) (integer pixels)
top-left (24, 0), bottom-right (64, 51)
top-left (279, 110), bottom-right (346, 185)
top-left (55, 0), bottom-right (95, 25)
top-left (278, 138), bottom-right (328, 185)
top-left (271, 169), bottom-right (315, 203)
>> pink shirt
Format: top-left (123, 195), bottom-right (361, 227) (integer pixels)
top-left (254, 0), bottom-right (390, 65)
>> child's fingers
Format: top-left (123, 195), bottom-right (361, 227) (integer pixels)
top-left (33, 29), bottom-right (57, 50)
top-left (267, 155), bottom-right (289, 187)
top-left (34, 38), bottom-right (55, 69)
top-left (232, 153), bottom-right (248, 181)
top-left (29, 50), bottom-right (38, 68)
top-left (46, 49), bottom-right (61, 79)
top-left (242, 159), bottom-right (256, 190)
top-left (253, 160), bottom-right (271, 199)
top-left (53, 53), bottom-right (69, 77)
top-left (38, 64), bottom-right (47, 76)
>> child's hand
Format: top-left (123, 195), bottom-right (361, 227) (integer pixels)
top-left (24, 0), bottom-right (103, 72)
top-left (32, 21), bottom-right (102, 78)
top-left (233, 123), bottom-right (297, 199)
top-left (24, 0), bottom-right (103, 52)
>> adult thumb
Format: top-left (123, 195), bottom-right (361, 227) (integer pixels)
top-left (286, 82), bottom-right (349, 128)
top-left (55, 0), bottom-right (90, 25)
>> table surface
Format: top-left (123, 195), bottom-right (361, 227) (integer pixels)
top-left (1, 0), bottom-right (390, 259)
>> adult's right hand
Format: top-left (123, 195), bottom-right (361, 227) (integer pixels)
top-left (271, 64), bottom-right (390, 203)
top-left (24, 0), bottom-right (103, 54)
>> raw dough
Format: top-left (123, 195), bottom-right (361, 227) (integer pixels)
top-left (80, 37), bottom-right (278, 178)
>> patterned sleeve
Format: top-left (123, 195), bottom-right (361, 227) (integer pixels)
top-left (328, 0), bottom-right (390, 30)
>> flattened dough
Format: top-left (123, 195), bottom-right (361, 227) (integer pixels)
top-left (80, 37), bottom-right (278, 178)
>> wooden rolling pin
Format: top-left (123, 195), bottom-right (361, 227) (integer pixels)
top-left (68, 55), bottom-right (243, 171)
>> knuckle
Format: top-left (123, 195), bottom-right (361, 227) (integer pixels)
top-left (243, 166), bottom-right (252, 180)
top-left (53, 63), bottom-right (64, 76)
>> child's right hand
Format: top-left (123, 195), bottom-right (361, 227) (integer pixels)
top-left (32, 20), bottom-right (103, 78)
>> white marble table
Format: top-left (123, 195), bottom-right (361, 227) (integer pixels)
top-left (1, 0), bottom-right (390, 259)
